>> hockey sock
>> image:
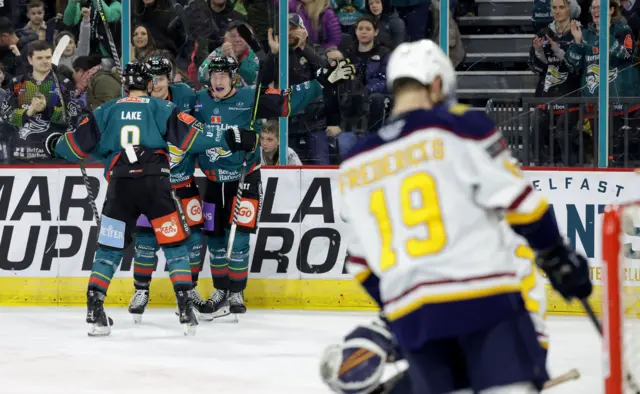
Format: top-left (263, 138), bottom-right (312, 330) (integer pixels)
top-left (133, 231), bottom-right (158, 289)
top-left (186, 229), bottom-right (204, 284)
top-left (227, 231), bottom-right (249, 293)
top-left (88, 247), bottom-right (124, 294)
top-left (207, 235), bottom-right (229, 290)
top-left (163, 245), bottom-right (193, 292)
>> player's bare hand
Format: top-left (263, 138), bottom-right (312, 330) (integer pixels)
top-left (545, 35), bottom-right (560, 52)
top-left (326, 126), bottom-right (342, 137)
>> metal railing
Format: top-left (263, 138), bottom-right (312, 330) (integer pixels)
top-left (486, 97), bottom-right (640, 168)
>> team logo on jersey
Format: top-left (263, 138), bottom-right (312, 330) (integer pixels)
top-left (211, 115), bottom-right (222, 123)
top-left (543, 65), bottom-right (568, 92)
top-left (214, 108), bottom-right (220, 114)
top-left (168, 143), bottom-right (184, 169)
top-left (585, 65), bottom-right (618, 94)
top-left (18, 116), bottom-right (49, 139)
top-left (205, 147), bottom-right (232, 162)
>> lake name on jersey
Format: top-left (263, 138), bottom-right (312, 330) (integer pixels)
top-left (339, 138), bottom-right (444, 191)
top-left (121, 111), bottom-right (142, 120)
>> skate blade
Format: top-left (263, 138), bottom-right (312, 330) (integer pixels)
top-left (131, 313), bottom-right (143, 324)
top-left (211, 306), bottom-right (231, 320)
top-left (88, 324), bottom-right (111, 337)
top-left (198, 312), bottom-right (214, 322)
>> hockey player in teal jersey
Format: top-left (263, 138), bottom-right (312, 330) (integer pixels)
top-left (44, 62), bottom-right (259, 336)
top-left (194, 55), bottom-right (355, 318)
top-left (127, 56), bottom-right (216, 322)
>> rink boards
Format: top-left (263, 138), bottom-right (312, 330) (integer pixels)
top-left (0, 165), bottom-right (638, 316)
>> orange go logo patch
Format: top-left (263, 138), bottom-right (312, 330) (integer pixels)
top-left (229, 197), bottom-right (259, 228)
top-left (181, 196), bottom-right (204, 226)
top-left (624, 34), bottom-right (633, 49)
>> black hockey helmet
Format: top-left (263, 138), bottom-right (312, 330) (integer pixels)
top-left (146, 55), bottom-right (173, 78)
top-left (208, 56), bottom-right (238, 80)
top-left (122, 61), bottom-right (153, 91)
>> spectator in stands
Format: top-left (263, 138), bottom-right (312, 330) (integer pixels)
top-left (621, 0), bottom-right (640, 40)
top-left (134, 0), bottom-right (180, 54)
top-left (0, 40), bottom-right (74, 161)
top-left (197, 21), bottom-right (259, 86)
top-left (131, 24), bottom-right (157, 62)
top-left (391, 0), bottom-right (430, 41)
top-left (260, 120), bottom-right (303, 165)
top-left (528, 0), bottom-right (582, 164)
top-left (64, 0), bottom-right (122, 59)
top-left (332, 0), bottom-right (366, 30)
top-left (24, 0), bottom-right (47, 41)
top-left (289, 0), bottom-right (343, 48)
top-left (344, 15), bottom-right (389, 131)
top-left (366, 0), bottom-right (405, 49)
top-left (72, 54), bottom-right (121, 110)
top-left (210, 0), bottom-right (248, 49)
top-left (431, 0), bottom-right (464, 67)
top-left (262, 14), bottom-right (324, 85)
top-left (0, 17), bottom-right (38, 79)
top-left (568, 0), bottom-right (640, 165)
top-left (56, 24), bottom-right (91, 69)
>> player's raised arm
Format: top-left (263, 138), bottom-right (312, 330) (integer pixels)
top-left (44, 111), bottom-right (101, 162)
top-left (460, 110), bottom-right (592, 301)
top-left (254, 60), bottom-right (355, 119)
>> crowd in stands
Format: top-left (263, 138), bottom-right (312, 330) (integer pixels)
top-left (0, 0), bottom-right (639, 165)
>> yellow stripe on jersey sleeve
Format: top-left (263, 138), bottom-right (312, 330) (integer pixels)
top-left (506, 199), bottom-right (549, 225)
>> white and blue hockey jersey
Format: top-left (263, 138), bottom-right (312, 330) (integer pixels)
top-left (339, 103), bottom-right (554, 351)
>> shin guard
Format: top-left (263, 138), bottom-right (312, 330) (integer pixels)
top-left (133, 231), bottom-right (159, 289)
top-left (227, 231), bottom-right (250, 293)
top-left (163, 244), bottom-right (193, 292)
top-left (207, 235), bottom-right (229, 290)
top-left (88, 247), bottom-right (124, 294)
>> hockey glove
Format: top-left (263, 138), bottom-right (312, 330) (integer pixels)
top-left (316, 59), bottom-right (356, 87)
top-left (44, 132), bottom-right (63, 157)
top-left (236, 23), bottom-right (262, 54)
top-left (536, 241), bottom-right (592, 301)
top-left (320, 316), bottom-right (399, 394)
top-left (225, 126), bottom-right (258, 153)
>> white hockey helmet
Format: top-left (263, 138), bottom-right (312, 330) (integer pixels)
top-left (386, 39), bottom-right (456, 99)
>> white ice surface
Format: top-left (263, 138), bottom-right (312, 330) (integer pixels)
top-left (0, 308), bottom-right (604, 394)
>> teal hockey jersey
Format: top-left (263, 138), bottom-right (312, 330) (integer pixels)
top-left (194, 80), bottom-right (324, 182)
top-left (165, 83), bottom-right (199, 187)
top-left (53, 95), bottom-right (230, 180)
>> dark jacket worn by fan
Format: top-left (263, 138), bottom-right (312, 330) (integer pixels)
top-left (347, 43), bottom-right (389, 94)
top-left (0, 26), bottom-right (38, 79)
top-left (0, 69), bottom-right (73, 161)
top-left (528, 23), bottom-right (581, 99)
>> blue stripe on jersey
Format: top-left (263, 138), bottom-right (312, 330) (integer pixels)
top-left (389, 291), bottom-right (526, 351)
top-left (345, 104), bottom-right (497, 161)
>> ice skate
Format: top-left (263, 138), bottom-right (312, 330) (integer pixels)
top-left (206, 289), bottom-right (231, 320)
top-left (86, 290), bottom-right (113, 337)
top-left (128, 289), bottom-right (149, 323)
top-left (176, 290), bottom-right (198, 336)
top-left (188, 287), bottom-right (215, 321)
top-left (228, 291), bottom-right (246, 322)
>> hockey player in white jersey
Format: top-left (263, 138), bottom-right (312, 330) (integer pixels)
top-left (322, 40), bottom-right (591, 394)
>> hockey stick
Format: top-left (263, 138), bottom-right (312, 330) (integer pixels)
top-left (94, 0), bottom-right (121, 70)
top-left (51, 36), bottom-right (101, 228)
top-left (225, 157), bottom-right (248, 260)
top-left (580, 298), bottom-right (640, 393)
top-left (542, 368), bottom-right (581, 390)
